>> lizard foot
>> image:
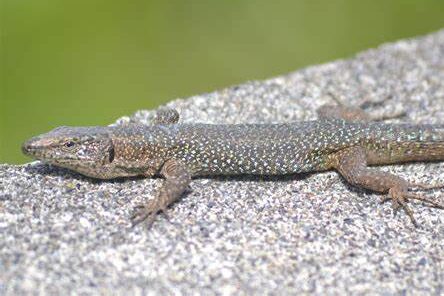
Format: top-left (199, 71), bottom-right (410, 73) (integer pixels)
top-left (380, 187), bottom-right (444, 227)
top-left (409, 182), bottom-right (444, 191)
top-left (130, 199), bottom-right (162, 227)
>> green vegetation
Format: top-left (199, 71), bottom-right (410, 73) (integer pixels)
top-left (2, 0), bottom-right (444, 163)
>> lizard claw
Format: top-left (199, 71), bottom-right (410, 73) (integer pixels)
top-left (130, 198), bottom-right (165, 228)
top-left (379, 195), bottom-right (391, 204)
top-left (409, 182), bottom-right (444, 191)
top-left (130, 206), bottom-right (151, 227)
top-left (386, 187), bottom-right (444, 227)
top-left (388, 187), bottom-right (418, 227)
top-left (133, 204), bottom-right (146, 211)
top-left (404, 192), bottom-right (444, 210)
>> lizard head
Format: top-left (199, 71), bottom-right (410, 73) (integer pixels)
top-left (22, 126), bottom-right (115, 178)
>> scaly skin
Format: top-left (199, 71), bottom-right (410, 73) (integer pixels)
top-left (22, 106), bottom-right (444, 227)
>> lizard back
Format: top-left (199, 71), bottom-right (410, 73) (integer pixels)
top-left (112, 119), bottom-right (444, 176)
top-left (112, 120), bottom-right (367, 175)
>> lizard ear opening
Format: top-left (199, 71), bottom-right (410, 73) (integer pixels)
top-left (108, 145), bottom-right (115, 163)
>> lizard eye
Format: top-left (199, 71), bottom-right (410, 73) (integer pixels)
top-left (65, 141), bottom-right (75, 148)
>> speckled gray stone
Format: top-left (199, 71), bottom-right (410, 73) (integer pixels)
top-left (2, 30), bottom-right (444, 295)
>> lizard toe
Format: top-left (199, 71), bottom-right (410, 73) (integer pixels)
top-left (130, 205), bottom-right (155, 227)
top-left (408, 182), bottom-right (444, 191)
top-left (379, 195), bottom-right (391, 204)
top-left (389, 188), bottom-right (418, 227)
top-left (130, 210), bottom-right (149, 227)
top-left (404, 192), bottom-right (444, 209)
top-left (130, 198), bottom-right (165, 227)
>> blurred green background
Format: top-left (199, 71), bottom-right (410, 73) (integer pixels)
top-left (2, 0), bottom-right (444, 164)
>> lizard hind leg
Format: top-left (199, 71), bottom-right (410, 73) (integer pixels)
top-left (408, 182), bottom-right (444, 191)
top-left (317, 104), bottom-right (406, 122)
top-left (317, 105), bottom-right (371, 122)
top-left (381, 185), bottom-right (444, 210)
top-left (317, 94), bottom-right (406, 122)
top-left (380, 187), bottom-right (444, 227)
top-left (386, 187), bottom-right (418, 227)
top-left (402, 181), bottom-right (444, 211)
top-left (333, 147), bottom-right (444, 227)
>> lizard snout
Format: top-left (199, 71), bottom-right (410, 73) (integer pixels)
top-left (22, 136), bottom-right (48, 157)
top-left (22, 138), bottom-right (38, 156)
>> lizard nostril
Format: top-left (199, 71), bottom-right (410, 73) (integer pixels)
top-left (22, 141), bottom-right (31, 155)
top-left (22, 138), bottom-right (39, 156)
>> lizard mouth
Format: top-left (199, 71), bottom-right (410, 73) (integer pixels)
top-left (22, 136), bottom-right (57, 159)
top-left (22, 137), bottom-right (43, 158)
top-left (22, 137), bottom-right (68, 161)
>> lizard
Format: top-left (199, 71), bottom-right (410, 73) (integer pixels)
top-left (21, 104), bottom-right (444, 228)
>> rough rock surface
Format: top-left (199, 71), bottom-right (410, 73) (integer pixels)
top-left (2, 30), bottom-right (444, 295)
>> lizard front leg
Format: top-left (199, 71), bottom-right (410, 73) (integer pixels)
top-left (152, 107), bottom-right (180, 125)
top-left (331, 147), bottom-right (444, 227)
top-left (131, 159), bottom-right (191, 227)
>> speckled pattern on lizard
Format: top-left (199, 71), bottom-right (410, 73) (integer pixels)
top-left (22, 104), bottom-right (444, 227)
